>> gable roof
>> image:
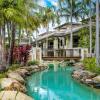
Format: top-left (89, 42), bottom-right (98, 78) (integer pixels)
top-left (54, 22), bottom-right (81, 30)
top-left (37, 24), bottom-right (88, 41)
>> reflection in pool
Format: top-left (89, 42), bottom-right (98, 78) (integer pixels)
top-left (26, 66), bottom-right (100, 100)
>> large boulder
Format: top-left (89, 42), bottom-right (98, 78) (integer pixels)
top-left (84, 79), bottom-right (94, 85)
top-left (72, 70), bottom-right (96, 80)
top-left (16, 69), bottom-right (30, 78)
top-left (72, 69), bottom-right (83, 79)
top-left (0, 91), bottom-right (33, 100)
top-left (82, 71), bottom-right (96, 78)
top-left (29, 65), bottom-right (39, 70)
top-left (21, 65), bottom-right (39, 72)
top-left (93, 75), bottom-right (100, 83)
top-left (74, 62), bottom-right (84, 68)
top-left (0, 78), bottom-right (26, 92)
top-left (38, 65), bottom-right (47, 70)
top-left (7, 72), bottom-right (25, 83)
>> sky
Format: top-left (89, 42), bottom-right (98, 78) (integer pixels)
top-left (34, 0), bottom-right (66, 37)
top-left (38, 0), bottom-right (58, 7)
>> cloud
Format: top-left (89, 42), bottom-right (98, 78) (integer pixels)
top-left (52, 1), bottom-right (58, 7)
top-left (37, 0), bottom-right (46, 7)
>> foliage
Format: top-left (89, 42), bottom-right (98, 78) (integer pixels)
top-left (0, 64), bottom-right (20, 78)
top-left (8, 64), bottom-right (20, 71)
top-left (12, 44), bottom-right (32, 65)
top-left (78, 26), bottom-right (96, 49)
top-left (0, 0), bottom-right (57, 65)
top-left (83, 58), bottom-right (100, 74)
top-left (27, 60), bottom-right (39, 66)
top-left (58, 0), bottom-right (81, 22)
top-left (0, 72), bottom-right (7, 78)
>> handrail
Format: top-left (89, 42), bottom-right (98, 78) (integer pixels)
top-left (42, 48), bottom-right (82, 58)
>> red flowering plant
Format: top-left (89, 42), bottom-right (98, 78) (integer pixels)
top-left (13, 44), bottom-right (32, 65)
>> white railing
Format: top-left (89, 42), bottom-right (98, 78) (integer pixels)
top-left (42, 48), bottom-right (88, 60)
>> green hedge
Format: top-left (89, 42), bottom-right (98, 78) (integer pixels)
top-left (83, 57), bottom-right (100, 74)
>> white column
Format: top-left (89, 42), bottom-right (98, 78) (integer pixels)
top-left (45, 39), bottom-right (48, 56)
top-left (62, 37), bottom-right (65, 48)
top-left (54, 37), bottom-right (58, 57)
top-left (54, 37), bottom-right (58, 49)
top-left (43, 42), bottom-right (46, 57)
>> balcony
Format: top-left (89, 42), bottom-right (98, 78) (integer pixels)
top-left (42, 48), bottom-right (88, 61)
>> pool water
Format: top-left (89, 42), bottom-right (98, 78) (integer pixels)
top-left (26, 66), bottom-right (100, 100)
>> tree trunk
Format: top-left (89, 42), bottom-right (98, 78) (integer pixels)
top-left (7, 22), bottom-right (12, 66)
top-left (2, 22), bottom-right (6, 64)
top-left (89, 0), bottom-right (92, 57)
top-left (7, 22), bottom-right (11, 47)
top-left (96, 0), bottom-right (99, 66)
top-left (18, 26), bottom-right (21, 45)
top-left (9, 23), bottom-right (16, 65)
top-left (70, 0), bottom-right (73, 48)
top-left (0, 27), bottom-right (2, 64)
top-left (89, 17), bottom-right (92, 57)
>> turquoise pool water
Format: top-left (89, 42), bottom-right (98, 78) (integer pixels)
top-left (26, 66), bottom-right (100, 100)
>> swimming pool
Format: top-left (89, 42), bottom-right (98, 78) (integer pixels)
top-left (26, 66), bottom-right (100, 100)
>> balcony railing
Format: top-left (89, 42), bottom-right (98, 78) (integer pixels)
top-left (42, 48), bottom-right (88, 60)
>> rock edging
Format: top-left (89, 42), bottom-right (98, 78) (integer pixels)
top-left (72, 68), bottom-right (100, 89)
top-left (0, 65), bottom-right (48, 100)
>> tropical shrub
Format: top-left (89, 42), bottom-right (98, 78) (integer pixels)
top-left (27, 60), bottom-right (39, 66)
top-left (13, 45), bottom-right (32, 65)
top-left (78, 27), bottom-right (96, 50)
top-left (83, 58), bottom-right (100, 74)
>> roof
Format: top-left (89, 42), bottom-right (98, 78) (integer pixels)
top-left (36, 24), bottom-right (88, 41)
top-left (54, 22), bottom-right (81, 30)
top-left (38, 31), bottom-right (53, 37)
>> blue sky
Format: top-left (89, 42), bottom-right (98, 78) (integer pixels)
top-left (38, 0), bottom-right (58, 7)
top-left (45, 0), bottom-right (58, 7)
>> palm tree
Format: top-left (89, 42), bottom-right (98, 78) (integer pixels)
top-left (0, 0), bottom-right (58, 65)
top-left (71, 0), bottom-right (95, 56)
top-left (96, 0), bottom-right (99, 66)
top-left (40, 7), bottom-right (57, 56)
top-left (0, 0), bottom-right (42, 65)
top-left (58, 0), bottom-right (80, 48)
top-left (82, 0), bottom-right (95, 57)
top-left (4, 0), bottom-right (28, 65)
